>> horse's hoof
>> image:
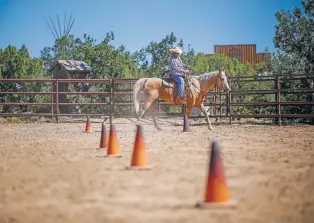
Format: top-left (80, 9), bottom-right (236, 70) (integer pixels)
top-left (209, 126), bottom-right (214, 130)
top-left (156, 127), bottom-right (162, 131)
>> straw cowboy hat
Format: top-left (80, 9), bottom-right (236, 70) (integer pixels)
top-left (169, 46), bottom-right (183, 54)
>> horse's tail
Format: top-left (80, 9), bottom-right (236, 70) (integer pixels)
top-left (133, 78), bottom-right (147, 116)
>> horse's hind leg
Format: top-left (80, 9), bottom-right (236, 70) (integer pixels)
top-left (135, 92), bottom-right (153, 126)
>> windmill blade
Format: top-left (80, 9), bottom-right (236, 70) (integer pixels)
top-left (66, 18), bottom-right (75, 36)
top-left (44, 13), bottom-right (75, 40)
top-left (44, 17), bottom-right (57, 40)
top-left (63, 13), bottom-right (67, 36)
top-left (66, 13), bottom-right (73, 35)
top-left (49, 16), bottom-right (60, 39)
top-left (57, 14), bottom-right (62, 37)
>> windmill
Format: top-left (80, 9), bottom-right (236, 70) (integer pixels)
top-left (44, 13), bottom-right (75, 40)
top-left (44, 14), bottom-right (75, 59)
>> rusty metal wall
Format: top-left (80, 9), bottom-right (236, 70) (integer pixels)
top-left (255, 53), bottom-right (268, 64)
top-left (214, 44), bottom-right (267, 64)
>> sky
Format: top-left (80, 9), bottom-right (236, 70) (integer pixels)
top-left (0, 0), bottom-right (303, 58)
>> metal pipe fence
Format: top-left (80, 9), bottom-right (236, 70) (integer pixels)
top-left (0, 74), bottom-right (314, 125)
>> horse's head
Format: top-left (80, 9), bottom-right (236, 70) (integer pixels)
top-left (216, 70), bottom-right (231, 92)
top-left (195, 70), bottom-right (231, 93)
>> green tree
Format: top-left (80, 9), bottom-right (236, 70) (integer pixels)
top-left (274, 0), bottom-right (314, 74)
top-left (273, 0), bottom-right (314, 122)
top-left (0, 45), bottom-right (46, 113)
top-left (144, 32), bottom-right (178, 77)
top-left (40, 31), bottom-right (139, 79)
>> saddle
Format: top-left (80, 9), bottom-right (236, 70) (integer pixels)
top-left (163, 74), bottom-right (198, 104)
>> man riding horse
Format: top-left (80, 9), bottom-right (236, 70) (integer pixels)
top-left (168, 46), bottom-right (191, 104)
top-left (133, 45), bottom-right (231, 131)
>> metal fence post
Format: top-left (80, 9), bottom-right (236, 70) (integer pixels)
top-left (219, 88), bottom-right (222, 121)
top-left (157, 97), bottom-right (160, 117)
top-left (276, 77), bottom-right (281, 126)
top-left (109, 79), bottom-right (112, 125)
top-left (56, 79), bottom-right (59, 123)
top-left (111, 79), bottom-right (115, 125)
top-left (214, 86), bottom-right (217, 117)
top-left (229, 79), bottom-right (232, 125)
top-left (226, 91), bottom-right (229, 117)
top-left (51, 80), bottom-right (54, 118)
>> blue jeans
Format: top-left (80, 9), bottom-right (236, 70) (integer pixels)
top-left (172, 74), bottom-right (184, 98)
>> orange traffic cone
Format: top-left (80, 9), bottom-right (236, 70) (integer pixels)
top-left (126, 124), bottom-right (151, 170)
top-left (106, 123), bottom-right (122, 158)
top-left (84, 116), bottom-right (92, 133)
top-left (195, 138), bottom-right (236, 209)
top-left (99, 121), bottom-right (108, 149)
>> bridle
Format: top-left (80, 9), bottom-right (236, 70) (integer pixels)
top-left (213, 70), bottom-right (222, 87)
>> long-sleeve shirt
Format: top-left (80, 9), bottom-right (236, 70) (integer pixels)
top-left (168, 55), bottom-right (187, 77)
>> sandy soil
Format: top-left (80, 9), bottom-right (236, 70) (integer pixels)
top-left (0, 117), bottom-right (313, 223)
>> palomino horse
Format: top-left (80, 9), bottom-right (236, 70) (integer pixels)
top-left (133, 70), bottom-right (231, 130)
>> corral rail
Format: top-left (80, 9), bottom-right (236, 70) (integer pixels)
top-left (0, 73), bottom-right (314, 125)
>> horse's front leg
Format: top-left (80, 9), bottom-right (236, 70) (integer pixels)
top-left (199, 103), bottom-right (213, 130)
top-left (185, 104), bottom-right (193, 117)
top-left (183, 103), bottom-right (194, 129)
top-left (150, 99), bottom-right (162, 131)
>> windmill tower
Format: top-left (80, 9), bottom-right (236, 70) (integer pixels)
top-left (45, 14), bottom-right (92, 114)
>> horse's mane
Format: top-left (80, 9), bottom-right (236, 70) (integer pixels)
top-left (191, 71), bottom-right (219, 85)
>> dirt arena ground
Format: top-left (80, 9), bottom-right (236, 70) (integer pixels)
top-left (0, 117), bottom-right (313, 223)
